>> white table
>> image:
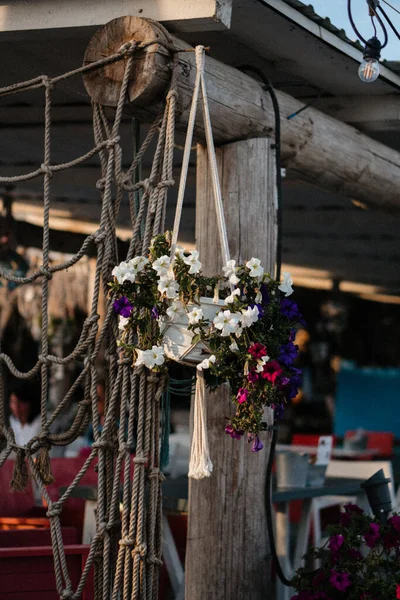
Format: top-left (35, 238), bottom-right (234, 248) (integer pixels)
top-left (273, 477), bottom-right (367, 600)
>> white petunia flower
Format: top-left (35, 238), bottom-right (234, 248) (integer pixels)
top-left (255, 290), bottom-right (262, 303)
top-left (213, 310), bottom-right (241, 337)
top-left (229, 340), bottom-right (239, 352)
top-left (112, 261), bottom-right (136, 284)
top-left (158, 277), bottom-right (179, 299)
top-left (197, 354), bottom-right (216, 371)
top-left (152, 255), bottom-right (171, 277)
top-left (241, 305), bottom-right (259, 328)
top-left (188, 307), bottom-right (203, 325)
top-left (130, 256), bottom-right (149, 273)
top-left (222, 260), bottom-right (240, 285)
top-left (256, 355), bottom-right (270, 373)
top-left (134, 346), bottom-right (165, 369)
top-left (118, 315), bottom-right (130, 331)
top-left (224, 288), bottom-right (241, 305)
top-left (246, 257), bottom-right (264, 279)
top-left (175, 245), bottom-right (186, 259)
top-left (278, 271), bottom-right (294, 297)
top-left (166, 300), bottom-right (186, 322)
top-left (235, 326), bottom-right (243, 338)
top-left (183, 251), bottom-right (202, 275)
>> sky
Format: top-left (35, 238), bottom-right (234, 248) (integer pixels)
top-left (301, 0), bottom-right (400, 60)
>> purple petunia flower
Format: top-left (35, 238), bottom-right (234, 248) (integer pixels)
top-left (328, 534), bottom-right (344, 553)
top-left (113, 296), bottom-right (133, 318)
top-left (329, 570), bottom-right (351, 592)
top-left (364, 523), bottom-right (380, 548)
top-left (280, 298), bottom-right (305, 325)
top-left (251, 435), bottom-right (263, 452)
top-left (151, 306), bottom-right (159, 319)
top-left (280, 367), bottom-right (302, 400)
top-left (247, 369), bottom-right (259, 384)
top-left (278, 342), bottom-right (299, 367)
top-left (249, 302), bottom-right (264, 318)
top-left (225, 424), bottom-right (244, 440)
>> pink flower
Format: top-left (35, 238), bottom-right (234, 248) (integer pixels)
top-left (225, 424), bottom-right (244, 440)
top-left (247, 369), bottom-right (259, 383)
top-left (389, 515), bottom-right (400, 533)
top-left (249, 342), bottom-right (267, 359)
top-left (236, 388), bottom-right (249, 404)
top-left (364, 523), bottom-right (380, 548)
top-left (396, 583), bottom-right (400, 599)
top-left (261, 360), bottom-right (283, 383)
top-left (328, 534), bottom-right (344, 553)
top-left (329, 570), bottom-right (351, 592)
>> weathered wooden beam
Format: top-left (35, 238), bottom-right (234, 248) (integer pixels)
top-left (185, 138), bottom-right (276, 600)
top-left (83, 16), bottom-right (400, 213)
top-left (308, 95), bottom-right (400, 132)
top-left (10, 218), bottom-right (129, 257)
top-left (0, 0), bottom-right (232, 32)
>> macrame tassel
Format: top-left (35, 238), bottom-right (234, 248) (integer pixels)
top-left (188, 370), bottom-right (213, 479)
top-left (11, 449), bottom-right (29, 491)
top-left (36, 445), bottom-right (55, 485)
top-left (160, 388), bottom-right (171, 471)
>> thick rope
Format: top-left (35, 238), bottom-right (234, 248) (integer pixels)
top-left (0, 40), bottom-right (177, 600)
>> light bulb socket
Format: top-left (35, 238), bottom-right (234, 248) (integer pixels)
top-left (363, 37), bottom-right (382, 61)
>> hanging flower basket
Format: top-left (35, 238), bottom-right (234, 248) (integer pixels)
top-left (109, 232), bottom-right (304, 442)
top-left (162, 296), bottom-right (224, 364)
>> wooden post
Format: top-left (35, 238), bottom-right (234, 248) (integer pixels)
top-left (83, 16), bottom-right (400, 213)
top-left (185, 138), bottom-right (277, 599)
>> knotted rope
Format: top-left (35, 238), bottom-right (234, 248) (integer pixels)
top-left (0, 38), bottom-right (177, 600)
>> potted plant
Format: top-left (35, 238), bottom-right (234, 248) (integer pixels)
top-left (110, 232), bottom-right (304, 452)
top-left (291, 503), bottom-right (400, 600)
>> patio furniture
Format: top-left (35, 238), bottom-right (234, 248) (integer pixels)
top-left (310, 460), bottom-right (396, 551)
top-left (276, 443), bottom-right (379, 459)
top-left (344, 430), bottom-right (394, 458)
top-left (273, 477), bottom-right (367, 600)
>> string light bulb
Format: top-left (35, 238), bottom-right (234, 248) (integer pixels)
top-left (358, 36), bottom-right (382, 83)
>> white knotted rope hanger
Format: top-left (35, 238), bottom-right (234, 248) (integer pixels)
top-left (170, 46), bottom-right (232, 479)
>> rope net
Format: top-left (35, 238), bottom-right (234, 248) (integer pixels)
top-left (0, 42), bottom-right (177, 600)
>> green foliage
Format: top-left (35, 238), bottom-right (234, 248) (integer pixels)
top-left (291, 506), bottom-right (400, 600)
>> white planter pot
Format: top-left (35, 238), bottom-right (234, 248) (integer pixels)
top-left (162, 296), bottom-right (224, 364)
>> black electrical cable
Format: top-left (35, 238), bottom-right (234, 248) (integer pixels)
top-left (376, 3), bottom-right (400, 41)
top-left (237, 64), bottom-right (295, 587)
top-left (237, 65), bottom-right (282, 280)
top-left (265, 424), bottom-right (294, 587)
top-left (348, 0), bottom-right (388, 47)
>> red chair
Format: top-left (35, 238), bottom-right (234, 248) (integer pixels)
top-left (344, 431), bottom-right (394, 458)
